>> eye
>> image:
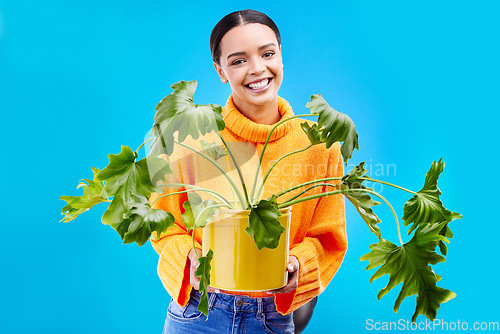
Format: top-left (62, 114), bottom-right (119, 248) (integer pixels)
top-left (263, 51), bottom-right (275, 58)
top-left (231, 59), bottom-right (245, 66)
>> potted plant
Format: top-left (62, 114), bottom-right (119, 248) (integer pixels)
top-left (60, 80), bottom-right (461, 321)
top-left (202, 204), bottom-right (293, 292)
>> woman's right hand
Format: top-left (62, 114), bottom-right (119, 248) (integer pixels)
top-left (188, 248), bottom-right (220, 293)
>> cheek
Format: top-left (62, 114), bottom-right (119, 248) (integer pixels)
top-left (226, 70), bottom-right (245, 86)
top-left (271, 60), bottom-right (284, 77)
top-left (272, 65), bottom-right (284, 82)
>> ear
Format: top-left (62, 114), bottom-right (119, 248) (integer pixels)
top-left (213, 62), bottom-right (228, 83)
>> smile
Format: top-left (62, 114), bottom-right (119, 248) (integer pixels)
top-left (245, 78), bottom-right (272, 92)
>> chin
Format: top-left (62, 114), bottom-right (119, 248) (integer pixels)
top-left (243, 88), bottom-right (280, 106)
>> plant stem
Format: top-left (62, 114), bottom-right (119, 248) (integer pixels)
top-left (254, 143), bottom-right (314, 201)
top-left (192, 233), bottom-right (199, 261)
top-left (135, 137), bottom-right (154, 154)
top-left (278, 187), bottom-right (404, 246)
top-left (278, 189), bottom-right (344, 208)
top-left (159, 183), bottom-right (232, 205)
top-left (217, 133), bottom-right (250, 209)
top-left (152, 183), bottom-right (232, 207)
top-left (360, 177), bottom-right (416, 194)
top-left (150, 189), bottom-right (196, 207)
top-left (174, 140), bottom-right (246, 209)
top-left (190, 202), bottom-right (234, 261)
top-left (249, 113), bottom-right (314, 202)
top-left (229, 184), bottom-right (238, 209)
top-left (282, 183), bottom-right (339, 203)
top-left (221, 152), bottom-right (240, 208)
top-left (354, 188), bottom-right (404, 246)
top-left (194, 203), bottom-right (233, 227)
top-left (275, 177), bottom-right (343, 198)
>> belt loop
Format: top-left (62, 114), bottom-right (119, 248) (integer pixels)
top-left (181, 300), bottom-right (190, 317)
top-left (208, 292), bottom-right (218, 311)
top-left (257, 298), bottom-right (263, 319)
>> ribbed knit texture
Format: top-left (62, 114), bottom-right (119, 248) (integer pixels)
top-left (149, 95), bottom-right (347, 315)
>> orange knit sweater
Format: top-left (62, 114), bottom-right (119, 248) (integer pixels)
top-left (149, 95), bottom-right (347, 315)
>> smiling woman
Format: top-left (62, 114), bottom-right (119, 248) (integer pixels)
top-left (212, 22), bottom-right (284, 125)
top-left (150, 9), bottom-right (347, 334)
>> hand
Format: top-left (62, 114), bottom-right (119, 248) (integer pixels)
top-left (188, 248), bottom-right (221, 293)
top-left (266, 256), bottom-right (299, 294)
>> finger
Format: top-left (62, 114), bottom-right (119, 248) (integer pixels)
top-left (191, 275), bottom-right (200, 290)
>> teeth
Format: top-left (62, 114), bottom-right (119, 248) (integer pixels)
top-left (248, 78), bottom-right (269, 90)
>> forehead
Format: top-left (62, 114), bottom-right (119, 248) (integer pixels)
top-left (219, 23), bottom-right (279, 56)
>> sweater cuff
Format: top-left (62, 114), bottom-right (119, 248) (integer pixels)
top-left (275, 241), bottom-right (321, 315)
top-left (156, 234), bottom-right (201, 307)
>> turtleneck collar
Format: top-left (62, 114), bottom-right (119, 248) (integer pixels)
top-left (222, 95), bottom-right (295, 143)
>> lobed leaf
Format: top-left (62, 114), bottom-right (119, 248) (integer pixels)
top-left (402, 159), bottom-right (462, 255)
top-left (196, 249), bottom-right (213, 317)
top-left (59, 167), bottom-right (109, 222)
top-left (299, 122), bottom-right (324, 145)
top-left (247, 196), bottom-right (285, 250)
top-left (361, 222), bottom-right (456, 322)
top-left (305, 94), bottom-right (359, 163)
top-left (199, 139), bottom-right (228, 161)
top-left (341, 162), bottom-right (382, 238)
top-left (403, 159), bottom-right (462, 231)
top-left (116, 196), bottom-right (175, 246)
top-left (95, 146), bottom-right (172, 226)
top-left (181, 193), bottom-right (219, 232)
top-left (150, 80), bottom-right (225, 156)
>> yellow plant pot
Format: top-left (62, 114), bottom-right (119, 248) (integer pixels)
top-left (202, 206), bottom-right (292, 292)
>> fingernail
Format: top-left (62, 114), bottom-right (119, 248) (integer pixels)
top-left (215, 289), bottom-right (220, 293)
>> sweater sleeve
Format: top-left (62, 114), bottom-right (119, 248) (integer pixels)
top-left (275, 144), bottom-right (347, 315)
top-left (148, 158), bottom-right (200, 308)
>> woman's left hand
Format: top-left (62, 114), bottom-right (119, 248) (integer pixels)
top-left (266, 256), bottom-right (299, 294)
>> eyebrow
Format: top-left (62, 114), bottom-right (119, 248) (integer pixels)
top-left (226, 43), bottom-right (277, 60)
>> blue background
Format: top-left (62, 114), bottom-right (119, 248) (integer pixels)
top-left (1, 1), bottom-right (498, 333)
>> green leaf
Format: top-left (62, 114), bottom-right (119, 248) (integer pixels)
top-left (196, 249), bottom-right (213, 317)
top-left (150, 80), bottom-right (225, 156)
top-left (402, 159), bottom-right (462, 236)
top-left (199, 139), bottom-right (228, 161)
top-left (59, 167), bottom-right (109, 222)
top-left (342, 161), bottom-right (369, 183)
top-left (95, 146), bottom-right (172, 225)
top-left (299, 122), bottom-right (323, 145)
top-left (438, 224), bottom-right (454, 256)
top-left (116, 196), bottom-right (175, 246)
top-left (305, 94), bottom-right (359, 163)
top-left (181, 193), bottom-right (219, 232)
top-left (341, 162), bottom-right (382, 238)
top-left (361, 222), bottom-right (456, 322)
top-left (247, 196), bottom-right (285, 250)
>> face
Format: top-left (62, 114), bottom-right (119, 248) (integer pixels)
top-left (214, 23), bottom-right (284, 112)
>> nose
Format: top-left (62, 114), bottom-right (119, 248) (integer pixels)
top-left (249, 56), bottom-right (266, 75)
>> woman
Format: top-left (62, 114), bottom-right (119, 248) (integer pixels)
top-left (150, 9), bottom-right (347, 334)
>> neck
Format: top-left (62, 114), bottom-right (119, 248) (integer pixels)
top-left (232, 96), bottom-right (281, 125)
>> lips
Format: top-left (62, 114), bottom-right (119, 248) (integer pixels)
top-left (245, 77), bottom-right (272, 92)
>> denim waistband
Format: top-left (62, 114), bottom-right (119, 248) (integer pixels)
top-left (190, 289), bottom-right (278, 313)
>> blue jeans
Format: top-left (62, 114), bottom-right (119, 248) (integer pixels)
top-left (163, 289), bottom-right (295, 333)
